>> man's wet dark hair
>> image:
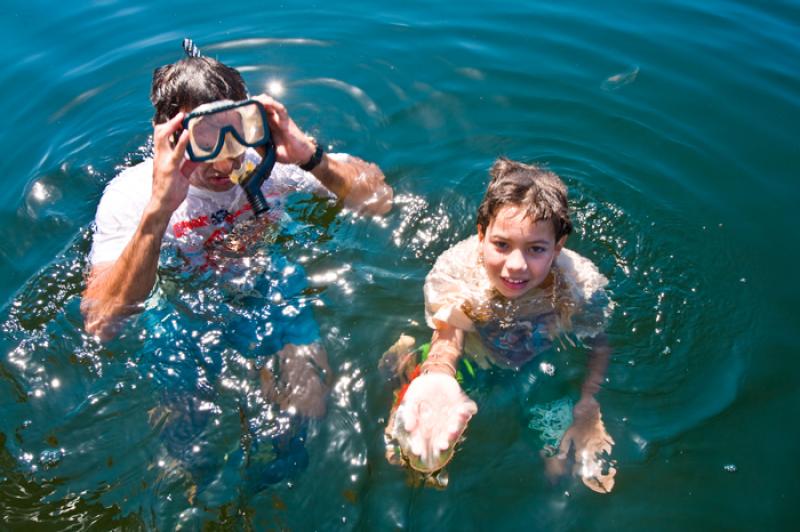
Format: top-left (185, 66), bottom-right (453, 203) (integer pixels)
top-left (476, 157), bottom-right (573, 241)
top-left (150, 56), bottom-right (247, 124)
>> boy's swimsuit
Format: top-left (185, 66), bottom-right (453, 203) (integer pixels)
top-left (424, 235), bottom-right (613, 369)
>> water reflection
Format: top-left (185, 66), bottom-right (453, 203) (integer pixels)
top-left (601, 66), bottom-right (640, 91)
top-left (0, 0), bottom-right (775, 526)
top-left (0, 187), bottom-right (355, 523)
top-left (49, 85), bottom-right (109, 123)
top-left (207, 38), bottom-right (330, 50)
top-left (292, 77), bottom-right (380, 116)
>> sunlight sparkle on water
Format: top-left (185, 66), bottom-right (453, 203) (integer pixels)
top-left (267, 79), bottom-right (285, 97)
top-left (31, 182), bottom-right (50, 202)
top-left (539, 362), bottom-right (555, 376)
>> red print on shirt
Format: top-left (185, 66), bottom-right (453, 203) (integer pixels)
top-left (171, 204), bottom-right (254, 241)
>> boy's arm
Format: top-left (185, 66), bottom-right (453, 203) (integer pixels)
top-left (568, 333), bottom-right (612, 430)
top-left (388, 324), bottom-right (476, 468)
top-left (578, 333), bottom-right (612, 406)
top-left (556, 333), bottom-right (616, 493)
top-left (421, 323), bottom-right (465, 377)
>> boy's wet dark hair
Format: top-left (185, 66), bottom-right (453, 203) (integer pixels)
top-left (476, 157), bottom-right (573, 240)
top-left (150, 57), bottom-right (247, 124)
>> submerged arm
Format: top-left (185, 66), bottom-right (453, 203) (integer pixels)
top-left (556, 333), bottom-right (616, 493)
top-left (82, 112), bottom-right (191, 341)
top-left (578, 333), bottom-right (612, 404)
top-left (81, 205), bottom-right (171, 340)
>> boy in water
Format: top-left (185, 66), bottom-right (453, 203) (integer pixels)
top-left (385, 158), bottom-right (615, 492)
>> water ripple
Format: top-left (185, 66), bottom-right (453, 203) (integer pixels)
top-left (208, 38), bottom-right (330, 49)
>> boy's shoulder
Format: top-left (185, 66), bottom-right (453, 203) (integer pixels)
top-left (424, 235), bottom-right (487, 331)
top-left (430, 235), bottom-right (480, 271)
top-left (555, 248), bottom-right (609, 301)
top-left (426, 235), bottom-right (488, 294)
top-left (555, 248), bottom-right (614, 338)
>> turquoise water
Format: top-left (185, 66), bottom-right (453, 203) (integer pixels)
top-left (1, 0), bottom-right (798, 529)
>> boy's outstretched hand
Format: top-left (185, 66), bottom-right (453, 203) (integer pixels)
top-left (392, 373), bottom-right (477, 472)
top-left (556, 396), bottom-right (616, 493)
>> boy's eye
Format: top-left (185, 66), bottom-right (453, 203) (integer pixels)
top-left (493, 241), bottom-right (508, 250)
top-left (529, 246), bottom-right (546, 254)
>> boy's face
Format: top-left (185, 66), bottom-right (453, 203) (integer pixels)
top-left (478, 206), bottom-right (566, 299)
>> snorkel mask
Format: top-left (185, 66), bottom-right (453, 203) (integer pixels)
top-left (182, 99), bottom-right (276, 216)
top-left (179, 39), bottom-right (275, 217)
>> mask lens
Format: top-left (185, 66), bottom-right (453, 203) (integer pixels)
top-left (235, 102), bottom-right (267, 144)
top-left (185, 100), bottom-right (269, 162)
top-left (191, 116), bottom-right (223, 152)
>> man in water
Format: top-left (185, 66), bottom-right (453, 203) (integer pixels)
top-left (80, 45), bottom-right (392, 492)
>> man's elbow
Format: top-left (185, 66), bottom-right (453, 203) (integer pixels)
top-left (339, 159), bottom-right (394, 216)
top-left (357, 179), bottom-right (394, 216)
top-left (370, 184), bottom-right (393, 215)
top-left (80, 294), bottom-right (115, 342)
top-left (80, 282), bottom-right (131, 342)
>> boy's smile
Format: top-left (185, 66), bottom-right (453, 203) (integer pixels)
top-left (478, 206), bottom-right (566, 299)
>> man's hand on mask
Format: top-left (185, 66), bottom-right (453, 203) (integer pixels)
top-left (151, 112), bottom-right (196, 214)
top-left (252, 94), bottom-right (393, 216)
top-left (253, 94), bottom-right (316, 166)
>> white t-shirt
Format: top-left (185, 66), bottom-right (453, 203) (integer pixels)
top-left (89, 151), bottom-right (339, 266)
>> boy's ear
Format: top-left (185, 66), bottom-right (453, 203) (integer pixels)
top-left (477, 224), bottom-right (485, 241)
top-left (554, 235), bottom-right (567, 255)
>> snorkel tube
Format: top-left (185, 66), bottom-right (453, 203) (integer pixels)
top-left (235, 140), bottom-right (276, 218)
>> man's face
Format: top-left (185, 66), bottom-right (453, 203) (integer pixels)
top-left (180, 106), bottom-right (244, 192)
top-left (184, 155), bottom-right (243, 192)
top-left (478, 205), bottom-right (565, 299)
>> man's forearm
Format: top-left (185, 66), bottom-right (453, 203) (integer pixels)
top-left (310, 154), bottom-right (353, 199)
top-left (82, 203), bottom-right (171, 338)
top-left (310, 153), bottom-right (392, 215)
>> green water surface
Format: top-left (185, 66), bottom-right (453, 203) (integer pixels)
top-left (1, 0), bottom-right (798, 529)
